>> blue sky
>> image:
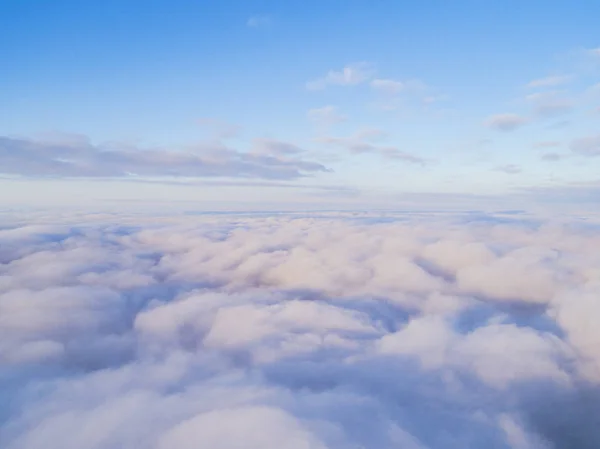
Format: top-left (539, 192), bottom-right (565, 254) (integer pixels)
top-left (1, 0), bottom-right (600, 209)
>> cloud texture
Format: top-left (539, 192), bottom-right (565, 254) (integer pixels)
top-left (1, 210), bottom-right (600, 449)
top-left (0, 136), bottom-right (327, 180)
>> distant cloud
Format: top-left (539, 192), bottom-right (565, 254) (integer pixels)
top-left (307, 105), bottom-right (347, 129)
top-left (570, 134), bottom-right (600, 156)
top-left (423, 94), bottom-right (449, 104)
top-left (546, 120), bottom-right (571, 129)
top-left (533, 141), bottom-right (561, 149)
top-left (196, 118), bottom-right (241, 140)
top-left (369, 78), bottom-right (432, 111)
top-left (250, 138), bottom-right (305, 156)
top-left (588, 47), bottom-right (600, 57)
top-left (306, 62), bottom-right (375, 90)
top-left (526, 91), bottom-right (573, 118)
top-left (526, 75), bottom-right (572, 89)
top-left (370, 78), bottom-right (405, 95)
top-left (0, 135), bottom-right (328, 180)
top-left (541, 152), bottom-right (564, 162)
top-left (485, 114), bottom-right (529, 132)
top-left (494, 164), bottom-right (522, 174)
top-left (246, 15), bottom-right (271, 27)
top-left (587, 83), bottom-right (600, 96)
top-left (319, 129), bottom-right (426, 165)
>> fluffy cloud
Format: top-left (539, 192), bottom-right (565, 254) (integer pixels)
top-left (0, 136), bottom-right (328, 180)
top-left (306, 63), bottom-right (375, 90)
top-left (485, 114), bottom-right (529, 131)
top-left (1, 210), bottom-right (600, 448)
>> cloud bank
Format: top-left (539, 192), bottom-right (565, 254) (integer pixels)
top-left (0, 136), bottom-right (328, 180)
top-left (1, 210), bottom-right (600, 449)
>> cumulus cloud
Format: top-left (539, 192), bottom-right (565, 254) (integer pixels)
top-left (1, 210), bottom-right (600, 448)
top-left (318, 129), bottom-right (426, 164)
top-left (0, 135), bottom-right (328, 180)
top-left (485, 114), bottom-right (529, 131)
top-left (306, 62), bottom-right (375, 90)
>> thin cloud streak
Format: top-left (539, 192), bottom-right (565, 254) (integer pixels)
top-left (0, 136), bottom-right (329, 180)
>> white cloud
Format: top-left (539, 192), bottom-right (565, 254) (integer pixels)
top-left (370, 78), bottom-right (405, 95)
top-left (158, 406), bottom-right (327, 449)
top-left (485, 114), bottom-right (529, 131)
top-left (526, 75), bottom-right (572, 89)
top-left (306, 62), bottom-right (375, 90)
top-left (1, 210), bottom-right (600, 448)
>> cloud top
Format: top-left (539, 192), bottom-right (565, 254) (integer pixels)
top-left (1, 210), bottom-right (600, 448)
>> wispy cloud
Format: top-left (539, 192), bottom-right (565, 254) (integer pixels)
top-left (588, 47), bottom-right (600, 57)
top-left (570, 134), bottom-right (600, 156)
top-left (541, 152), bottom-right (564, 162)
top-left (0, 135), bottom-right (329, 180)
top-left (318, 129), bottom-right (427, 165)
top-left (306, 62), bottom-right (375, 90)
top-left (246, 15), bottom-right (271, 28)
top-left (370, 78), bottom-right (405, 95)
top-left (533, 141), bottom-right (561, 149)
top-left (526, 75), bottom-right (572, 89)
top-left (196, 118), bottom-right (241, 140)
top-left (484, 114), bottom-right (529, 132)
top-left (494, 164), bottom-right (522, 174)
top-left (526, 91), bottom-right (573, 118)
top-left (307, 105), bottom-right (347, 129)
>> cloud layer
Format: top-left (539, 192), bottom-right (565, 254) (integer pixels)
top-left (0, 136), bottom-right (328, 180)
top-left (1, 210), bottom-right (600, 449)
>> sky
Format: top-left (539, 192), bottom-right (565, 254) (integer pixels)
top-left (1, 0), bottom-right (600, 210)
top-left (3, 4), bottom-right (600, 446)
